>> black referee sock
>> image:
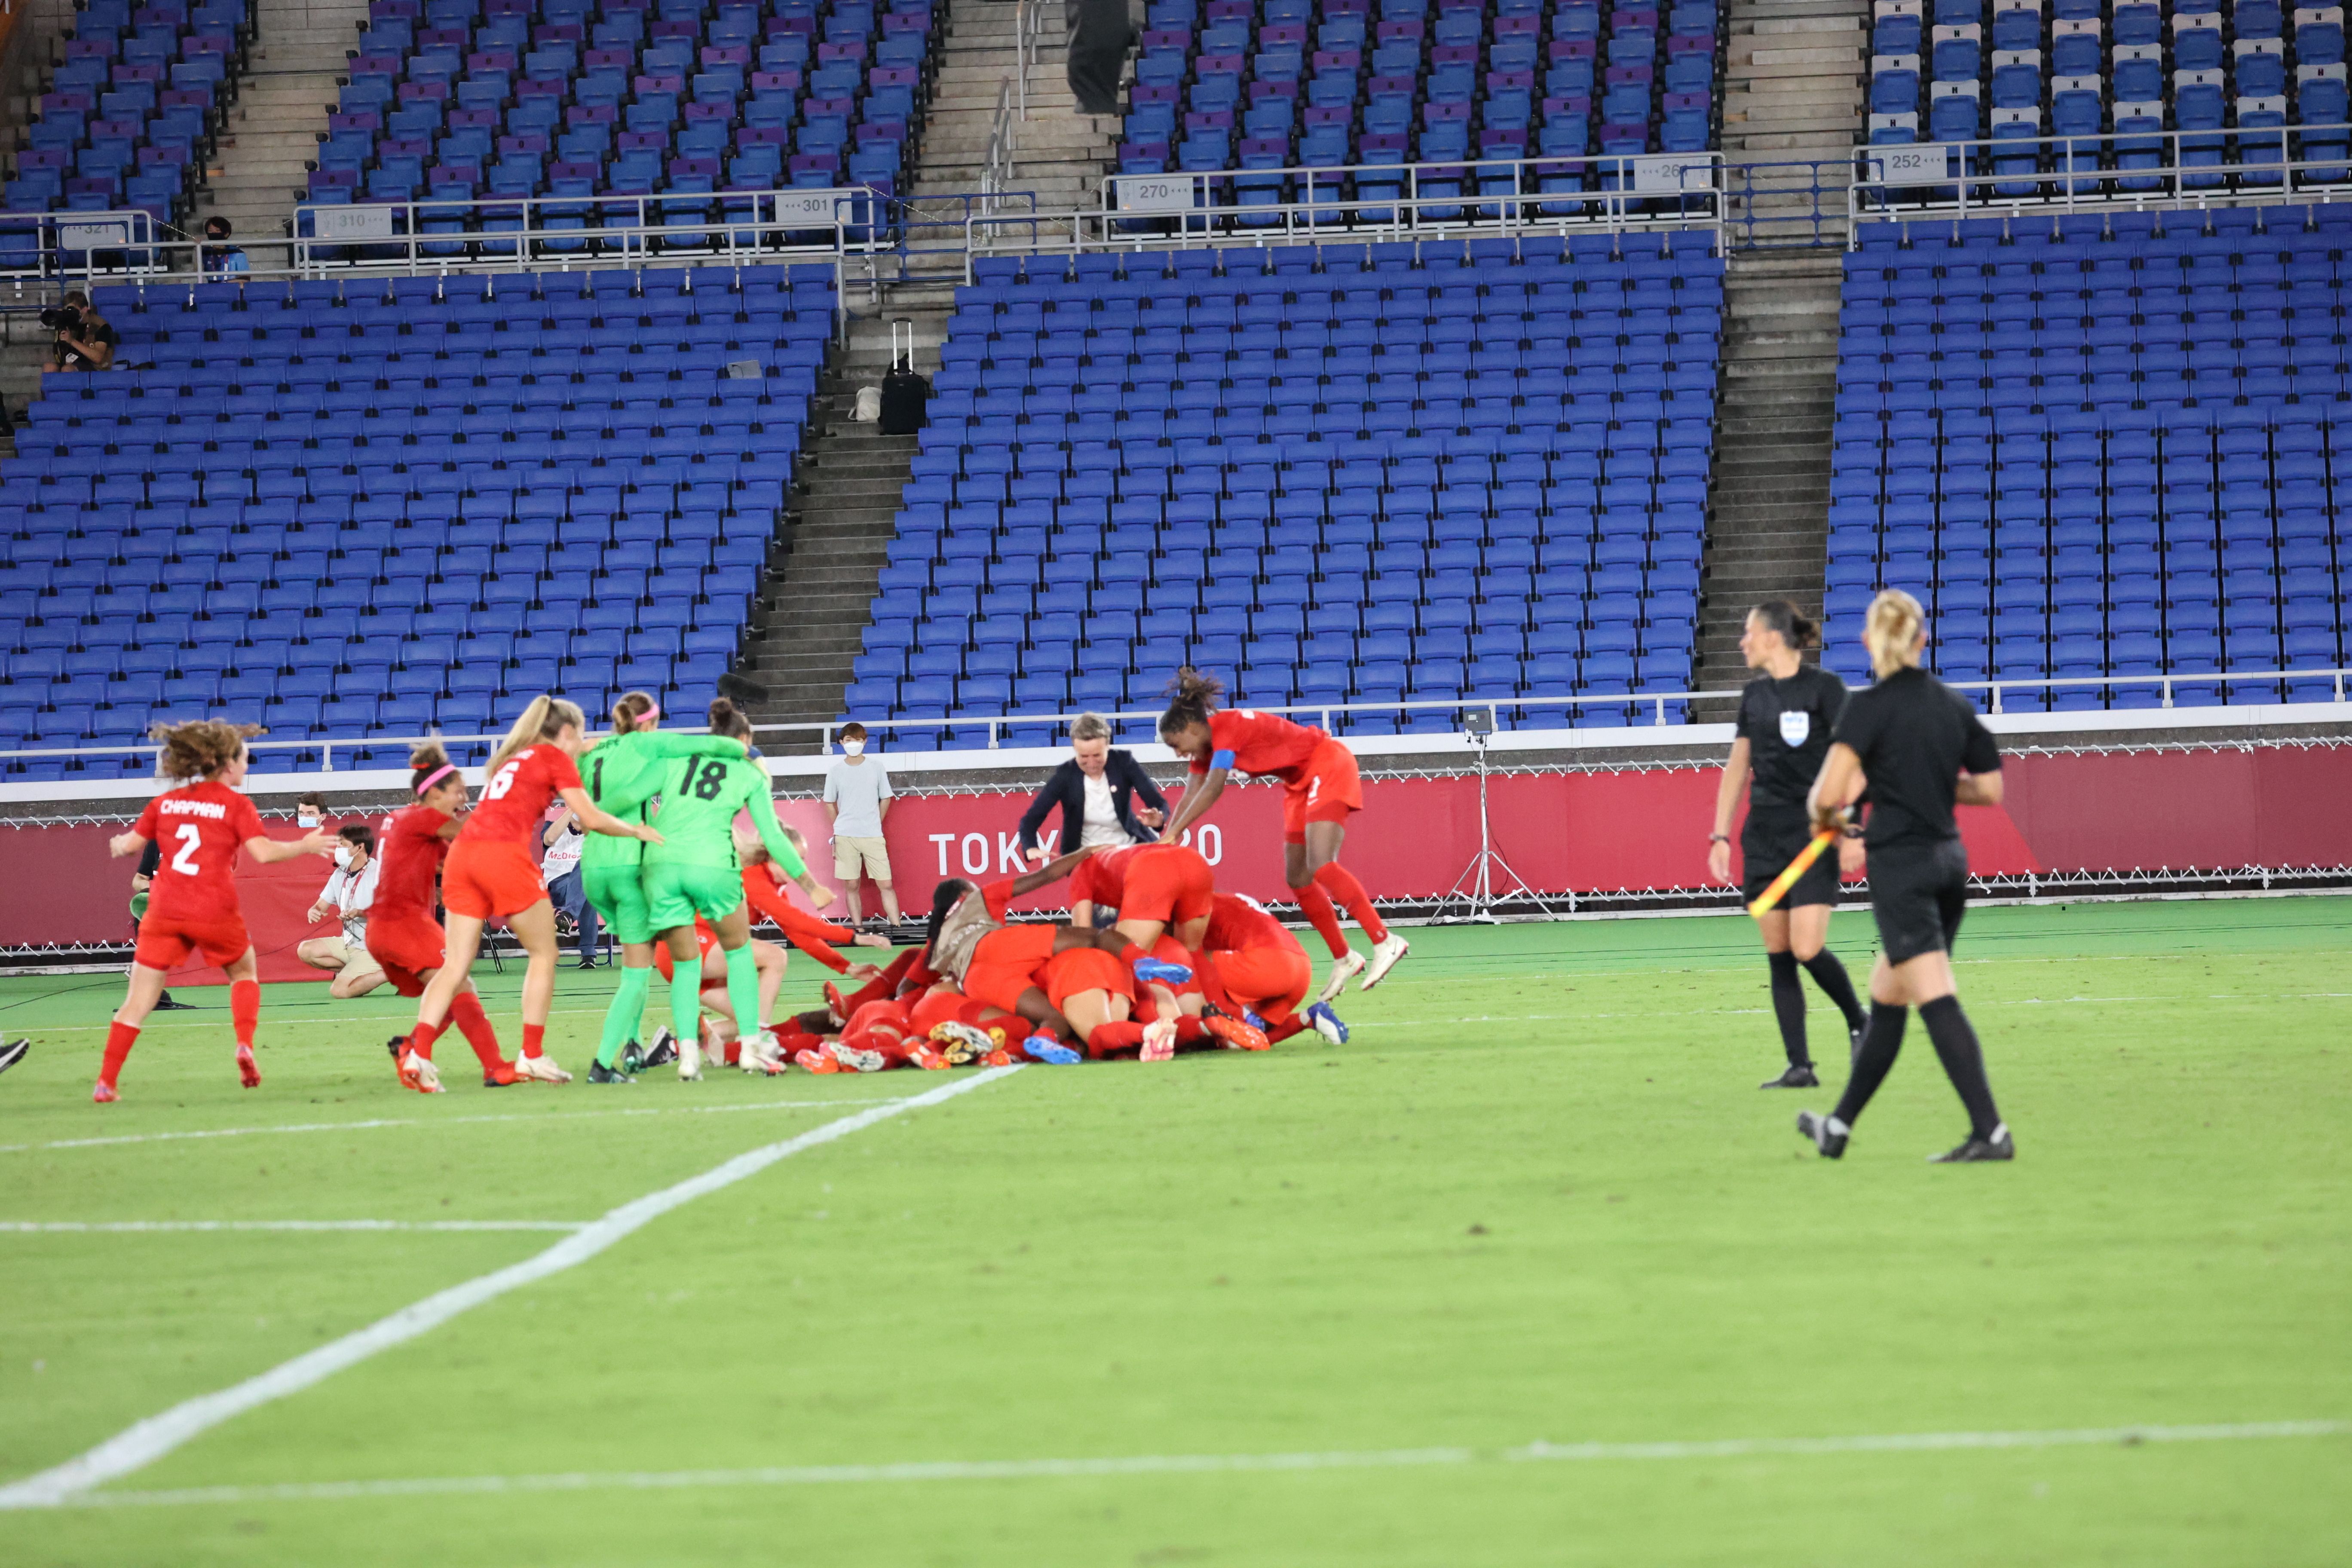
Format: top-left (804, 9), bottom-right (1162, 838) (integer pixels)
top-left (1766, 951), bottom-right (1809, 1067)
top-left (1919, 995), bottom-right (2003, 1141)
top-left (1832, 1002), bottom-right (1908, 1127)
top-left (1801, 949), bottom-right (1868, 1035)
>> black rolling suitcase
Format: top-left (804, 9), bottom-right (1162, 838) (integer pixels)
top-left (879, 318), bottom-right (930, 435)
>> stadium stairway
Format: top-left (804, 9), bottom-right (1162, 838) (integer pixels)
top-left (1721, 0), bottom-right (1867, 243)
top-left (195, 0), bottom-right (371, 261)
top-left (733, 287), bottom-right (952, 733)
top-left (907, 0), bottom-right (1116, 226)
top-left (1693, 248), bottom-right (1844, 707)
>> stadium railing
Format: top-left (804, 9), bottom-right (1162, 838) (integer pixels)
top-left (4, 668), bottom-right (2346, 780)
top-left (1849, 124), bottom-right (2352, 227)
top-left (0, 208), bottom-right (168, 279)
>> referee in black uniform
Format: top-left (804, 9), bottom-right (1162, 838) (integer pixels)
top-left (1708, 600), bottom-right (1870, 1088)
top-left (1797, 589), bottom-right (2015, 1163)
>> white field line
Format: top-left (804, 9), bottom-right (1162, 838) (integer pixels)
top-left (35, 1419), bottom-right (2347, 1510)
top-left (0, 1096), bottom-right (913, 1156)
top-left (0, 1066), bottom-right (1021, 1511)
top-left (0, 1220), bottom-right (585, 1234)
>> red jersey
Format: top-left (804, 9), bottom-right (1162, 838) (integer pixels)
top-left (1205, 891), bottom-right (1297, 955)
top-left (1192, 709), bottom-right (1329, 784)
top-left (374, 804), bottom-right (454, 924)
top-left (1069, 845), bottom-right (1144, 910)
top-left (134, 782), bottom-right (266, 923)
top-left (461, 744), bottom-right (582, 846)
top-left (741, 864), bottom-right (852, 974)
top-left (980, 877), bottom-right (1016, 920)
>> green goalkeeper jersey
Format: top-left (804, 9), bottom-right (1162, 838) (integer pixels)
top-left (578, 730), bottom-right (746, 871)
top-left (642, 751), bottom-right (806, 876)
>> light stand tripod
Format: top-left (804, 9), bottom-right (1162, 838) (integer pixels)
top-left (1438, 707), bottom-right (1554, 923)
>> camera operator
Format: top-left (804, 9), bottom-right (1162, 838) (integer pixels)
top-left (43, 292), bottom-right (117, 374)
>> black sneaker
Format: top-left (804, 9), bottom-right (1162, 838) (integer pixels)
top-left (620, 1038), bottom-right (644, 1074)
top-left (154, 992), bottom-right (195, 1011)
top-left (1929, 1123), bottom-right (2016, 1163)
top-left (0, 1037), bottom-right (28, 1077)
top-left (586, 1059), bottom-right (635, 1084)
top-left (1796, 1109), bottom-right (1849, 1159)
top-left (638, 1028), bottom-right (678, 1069)
top-left (1761, 1063), bottom-right (1818, 1089)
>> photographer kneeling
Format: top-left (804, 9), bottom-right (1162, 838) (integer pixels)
top-left (44, 292), bottom-right (117, 374)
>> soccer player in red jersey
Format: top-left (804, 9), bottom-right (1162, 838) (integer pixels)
top-left (1198, 892), bottom-right (1349, 1047)
top-left (648, 920), bottom-right (792, 1071)
top-left (1069, 845), bottom-right (1268, 1053)
top-left (366, 743), bottom-right (513, 1093)
top-left (1154, 668), bottom-right (1410, 1004)
top-left (391, 697), bottom-right (661, 1092)
top-left (98, 720), bottom-right (335, 1101)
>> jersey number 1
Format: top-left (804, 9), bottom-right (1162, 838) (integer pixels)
top-left (171, 823), bottom-right (202, 874)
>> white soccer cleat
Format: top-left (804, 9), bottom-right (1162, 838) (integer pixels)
top-left (678, 1032), bottom-right (703, 1081)
top-left (1139, 1019), bottom-right (1179, 1062)
top-left (513, 1052), bottom-right (572, 1084)
top-left (741, 1030), bottom-right (789, 1075)
top-left (1315, 950), bottom-right (1366, 1005)
top-left (826, 1040), bottom-right (886, 1074)
top-left (397, 1048), bottom-right (444, 1095)
top-left (1361, 933), bottom-right (1411, 991)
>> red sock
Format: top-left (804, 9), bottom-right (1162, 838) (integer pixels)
top-left (1314, 862), bottom-right (1388, 943)
top-left (448, 991), bottom-right (504, 1072)
top-left (409, 1018), bottom-right (443, 1060)
top-left (1293, 880), bottom-right (1350, 958)
top-left (228, 979), bottom-right (260, 1048)
top-left (1173, 1017), bottom-right (1208, 1046)
top-left (521, 1022), bottom-right (545, 1059)
top-left (1116, 940), bottom-right (1146, 965)
top-left (1086, 1021), bottom-right (1145, 1059)
top-left (100, 1020), bottom-right (139, 1086)
top-left (1264, 1014), bottom-right (1311, 1044)
top-left (775, 1024), bottom-right (822, 1051)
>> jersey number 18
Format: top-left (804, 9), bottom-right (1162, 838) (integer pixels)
top-left (682, 759), bottom-right (729, 801)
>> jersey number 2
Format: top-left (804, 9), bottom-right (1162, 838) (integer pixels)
top-left (171, 823), bottom-right (202, 874)
top-left (684, 760), bottom-right (728, 801)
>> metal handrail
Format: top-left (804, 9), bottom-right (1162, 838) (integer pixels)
top-left (981, 76), bottom-right (1017, 217)
top-left (5, 668), bottom-right (2346, 773)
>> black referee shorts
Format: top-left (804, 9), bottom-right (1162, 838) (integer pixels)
top-left (1742, 812), bottom-right (1841, 910)
top-left (1865, 838), bottom-right (1972, 965)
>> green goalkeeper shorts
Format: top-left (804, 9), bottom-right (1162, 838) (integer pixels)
top-left (582, 864), bottom-right (655, 946)
top-left (642, 862), bottom-right (744, 933)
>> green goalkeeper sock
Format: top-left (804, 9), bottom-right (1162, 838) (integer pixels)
top-left (669, 959), bottom-right (703, 1056)
top-left (596, 963), bottom-right (652, 1070)
top-left (724, 942), bottom-right (762, 1045)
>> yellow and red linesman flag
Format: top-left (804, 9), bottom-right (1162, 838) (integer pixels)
top-left (1746, 829), bottom-right (1838, 919)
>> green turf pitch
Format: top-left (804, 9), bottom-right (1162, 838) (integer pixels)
top-left (0, 898), bottom-right (2346, 1565)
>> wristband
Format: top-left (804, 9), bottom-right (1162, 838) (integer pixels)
top-left (1708, 833), bottom-right (1729, 843)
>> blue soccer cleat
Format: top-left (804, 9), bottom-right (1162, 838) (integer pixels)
top-left (1021, 1035), bottom-right (1081, 1065)
top-left (1133, 957), bottom-right (1193, 986)
top-left (1242, 1009), bottom-right (1268, 1032)
top-left (1305, 1001), bottom-right (1349, 1045)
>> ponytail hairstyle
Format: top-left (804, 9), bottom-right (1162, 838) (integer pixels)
top-left (150, 718), bottom-right (263, 781)
top-left (1749, 599), bottom-right (1819, 652)
top-left (484, 695), bottom-right (587, 782)
top-left (922, 877), bottom-right (975, 963)
top-left (706, 695), bottom-right (753, 742)
top-left (1157, 666), bottom-right (1227, 744)
top-left (408, 740), bottom-right (461, 800)
top-left (610, 690), bottom-right (660, 735)
top-left (1863, 588), bottom-right (1928, 679)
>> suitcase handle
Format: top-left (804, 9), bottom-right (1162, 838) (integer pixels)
top-left (890, 316), bottom-right (913, 372)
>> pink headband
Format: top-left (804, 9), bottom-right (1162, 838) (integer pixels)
top-left (635, 702), bottom-right (660, 728)
top-left (415, 764), bottom-right (457, 795)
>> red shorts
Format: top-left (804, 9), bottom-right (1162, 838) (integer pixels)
top-left (135, 913), bottom-right (250, 973)
top-left (961, 925), bottom-right (1060, 1015)
top-left (842, 998), bottom-right (914, 1049)
top-left (1121, 846), bottom-right (1215, 928)
top-left (1212, 944), bottom-right (1313, 1022)
top-left (366, 916), bottom-right (450, 997)
top-left (440, 838), bottom-right (548, 921)
top-left (652, 928), bottom-right (720, 982)
top-left (1282, 738), bottom-right (1363, 844)
top-left (1042, 946), bottom-right (1133, 1012)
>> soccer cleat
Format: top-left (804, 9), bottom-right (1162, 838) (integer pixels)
top-left (0, 1038), bottom-right (30, 1077)
top-left (1929, 1123), bottom-right (2016, 1163)
top-left (1139, 1018), bottom-right (1180, 1062)
top-left (827, 1040), bottom-right (886, 1074)
top-left (907, 1044), bottom-right (951, 1071)
top-left (981, 1046), bottom-right (1014, 1067)
top-left (1133, 956), bottom-right (1194, 987)
top-left (236, 1043), bottom-right (260, 1089)
top-left (482, 1060), bottom-right (520, 1087)
top-left (1795, 1109), bottom-right (1848, 1159)
top-left (92, 1079), bottom-right (119, 1103)
top-left (1761, 1063), bottom-right (1819, 1090)
top-left (1315, 950), bottom-right (1367, 1004)
top-left (1022, 1035), bottom-right (1081, 1065)
top-left (1202, 1014), bottom-right (1270, 1052)
top-left (1305, 1001), bottom-right (1349, 1045)
top-left (639, 1028), bottom-right (679, 1070)
top-left (928, 1020), bottom-right (996, 1066)
top-left (793, 1047), bottom-right (842, 1074)
top-left (388, 1037), bottom-right (443, 1094)
top-left (586, 1059), bottom-right (636, 1084)
top-left (740, 1031), bottom-right (790, 1075)
top-left (513, 1052), bottom-right (572, 1085)
top-left (1241, 1008), bottom-right (1268, 1032)
top-left (1361, 932), bottom-right (1411, 990)
top-left (822, 981), bottom-right (850, 1026)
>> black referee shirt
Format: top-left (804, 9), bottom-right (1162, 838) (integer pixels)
top-left (1832, 667), bottom-right (2003, 848)
top-left (1735, 665), bottom-right (1847, 813)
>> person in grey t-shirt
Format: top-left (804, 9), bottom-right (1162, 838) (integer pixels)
top-left (822, 722), bottom-right (899, 928)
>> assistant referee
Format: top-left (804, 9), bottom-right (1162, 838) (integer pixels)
top-left (1795, 589), bottom-right (2015, 1164)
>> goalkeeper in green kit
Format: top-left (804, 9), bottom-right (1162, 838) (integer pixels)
top-left (640, 695), bottom-right (833, 1080)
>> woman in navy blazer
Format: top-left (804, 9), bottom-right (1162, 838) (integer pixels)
top-left (1017, 714), bottom-right (1170, 864)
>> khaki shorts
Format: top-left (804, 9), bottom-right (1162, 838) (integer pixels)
top-left (833, 835), bottom-right (893, 882)
top-left (336, 937), bottom-right (384, 981)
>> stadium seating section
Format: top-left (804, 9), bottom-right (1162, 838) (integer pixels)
top-left (1831, 206), bottom-right (2352, 708)
top-left (307, 0), bottom-right (933, 250)
top-left (847, 234), bottom-right (1724, 746)
top-left (1118, 0), bottom-right (1722, 213)
top-left (1866, 0), bottom-right (2350, 187)
top-left (3, 0), bottom-right (251, 235)
top-left (0, 264), bottom-right (832, 781)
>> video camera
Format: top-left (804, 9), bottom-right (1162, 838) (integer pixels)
top-left (39, 305), bottom-right (83, 335)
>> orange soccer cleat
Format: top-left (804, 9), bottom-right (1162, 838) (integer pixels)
top-left (1202, 1014), bottom-right (1271, 1052)
top-left (794, 1047), bottom-right (843, 1074)
top-left (906, 1044), bottom-right (951, 1071)
top-left (92, 1080), bottom-right (119, 1103)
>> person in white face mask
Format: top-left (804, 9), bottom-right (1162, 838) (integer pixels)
top-left (297, 823), bottom-right (388, 997)
top-left (821, 721), bottom-right (899, 932)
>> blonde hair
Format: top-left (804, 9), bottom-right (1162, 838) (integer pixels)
top-left (150, 718), bottom-right (262, 781)
top-left (610, 691), bottom-right (658, 735)
top-left (1070, 711), bottom-right (1112, 743)
top-left (484, 695), bottom-right (586, 781)
top-left (1864, 589), bottom-right (1927, 678)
